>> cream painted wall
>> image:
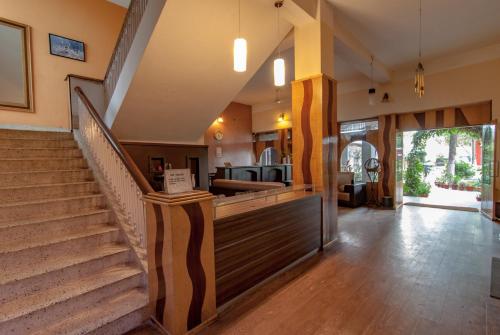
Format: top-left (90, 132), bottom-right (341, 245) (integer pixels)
top-left (338, 57), bottom-right (500, 198)
top-left (252, 104), bottom-right (292, 133)
top-left (0, 0), bottom-right (126, 130)
top-left (338, 58), bottom-right (500, 122)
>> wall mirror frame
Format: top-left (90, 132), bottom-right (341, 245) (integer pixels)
top-left (0, 17), bottom-right (34, 113)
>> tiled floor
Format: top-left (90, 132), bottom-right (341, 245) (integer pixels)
top-left (404, 184), bottom-right (480, 210)
top-left (200, 206), bottom-right (500, 334)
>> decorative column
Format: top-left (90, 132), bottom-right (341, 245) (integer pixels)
top-left (377, 114), bottom-right (397, 206)
top-left (143, 191), bottom-right (217, 335)
top-left (292, 0), bottom-right (338, 246)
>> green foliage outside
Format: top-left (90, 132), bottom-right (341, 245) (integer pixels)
top-left (454, 161), bottom-right (475, 180)
top-left (403, 126), bottom-right (481, 197)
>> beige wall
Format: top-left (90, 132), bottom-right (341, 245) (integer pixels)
top-left (204, 102), bottom-right (255, 173)
top-left (0, 0), bottom-right (125, 130)
top-left (338, 57), bottom-right (500, 197)
top-left (252, 105), bottom-right (292, 133)
top-left (338, 58), bottom-right (500, 122)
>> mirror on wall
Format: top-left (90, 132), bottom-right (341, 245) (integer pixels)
top-left (0, 18), bottom-right (34, 112)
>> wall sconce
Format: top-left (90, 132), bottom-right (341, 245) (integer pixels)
top-left (216, 117), bottom-right (224, 123)
top-left (278, 113), bottom-right (286, 122)
top-left (381, 93), bottom-right (391, 103)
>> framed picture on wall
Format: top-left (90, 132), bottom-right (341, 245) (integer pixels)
top-left (0, 17), bottom-right (34, 112)
top-left (48, 33), bottom-right (85, 61)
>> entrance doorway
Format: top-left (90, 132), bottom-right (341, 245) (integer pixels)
top-left (399, 124), bottom-right (495, 214)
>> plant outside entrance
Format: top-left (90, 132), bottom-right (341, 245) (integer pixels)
top-left (402, 126), bottom-right (482, 209)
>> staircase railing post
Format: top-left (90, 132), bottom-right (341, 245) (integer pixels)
top-left (143, 191), bottom-right (217, 335)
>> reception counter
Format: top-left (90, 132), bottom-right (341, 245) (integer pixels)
top-left (212, 186), bottom-right (322, 306)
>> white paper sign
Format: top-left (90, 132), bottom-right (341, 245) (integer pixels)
top-left (164, 169), bottom-right (193, 194)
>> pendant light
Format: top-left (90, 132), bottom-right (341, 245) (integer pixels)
top-left (234, 0), bottom-right (247, 72)
top-left (273, 1), bottom-right (285, 87)
top-left (415, 0), bottom-right (424, 97)
top-left (368, 56), bottom-right (376, 106)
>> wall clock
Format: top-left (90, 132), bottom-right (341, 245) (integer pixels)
top-left (214, 130), bottom-right (224, 141)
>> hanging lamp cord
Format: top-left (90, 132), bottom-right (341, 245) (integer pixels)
top-left (418, 0), bottom-right (422, 60)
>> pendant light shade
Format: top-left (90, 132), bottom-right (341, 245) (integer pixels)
top-left (415, 62), bottom-right (424, 98)
top-left (368, 88), bottom-right (376, 106)
top-left (414, 0), bottom-right (425, 97)
top-left (233, 0), bottom-right (247, 73)
top-left (368, 56), bottom-right (376, 106)
top-left (274, 58), bottom-right (285, 86)
top-left (233, 38), bottom-right (247, 72)
top-left (273, 1), bottom-right (285, 87)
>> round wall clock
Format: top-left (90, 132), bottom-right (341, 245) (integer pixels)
top-left (214, 130), bottom-right (224, 141)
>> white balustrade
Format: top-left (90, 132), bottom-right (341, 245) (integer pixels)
top-left (76, 98), bottom-right (147, 249)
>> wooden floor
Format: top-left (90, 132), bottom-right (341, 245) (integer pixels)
top-left (200, 206), bottom-right (500, 335)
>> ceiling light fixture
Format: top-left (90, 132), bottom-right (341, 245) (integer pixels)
top-left (233, 0), bottom-right (247, 72)
top-left (415, 0), bottom-right (424, 98)
top-left (368, 55), bottom-right (376, 106)
top-left (273, 0), bottom-right (285, 87)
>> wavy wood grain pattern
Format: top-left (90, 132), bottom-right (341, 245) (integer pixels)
top-left (214, 194), bottom-right (322, 306)
top-left (396, 101), bottom-right (491, 132)
top-left (182, 203), bottom-right (207, 331)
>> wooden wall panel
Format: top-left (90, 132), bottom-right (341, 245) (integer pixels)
top-left (292, 74), bottom-right (338, 244)
top-left (378, 114), bottom-right (397, 203)
top-left (397, 101), bottom-right (491, 131)
top-left (214, 194), bottom-right (321, 306)
top-left (122, 142), bottom-right (209, 190)
top-left (145, 192), bottom-right (217, 335)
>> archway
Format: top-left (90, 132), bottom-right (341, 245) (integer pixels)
top-left (340, 140), bottom-right (378, 183)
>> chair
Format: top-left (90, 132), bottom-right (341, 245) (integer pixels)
top-left (337, 172), bottom-right (366, 207)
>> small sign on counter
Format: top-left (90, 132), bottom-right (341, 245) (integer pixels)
top-left (164, 169), bottom-right (193, 194)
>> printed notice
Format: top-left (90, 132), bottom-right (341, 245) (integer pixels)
top-left (164, 169), bottom-right (193, 194)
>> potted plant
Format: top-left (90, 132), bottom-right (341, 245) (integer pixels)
top-left (465, 182), bottom-right (474, 192)
top-left (476, 193), bottom-right (482, 201)
top-left (442, 183), bottom-right (450, 189)
top-left (458, 182), bottom-right (465, 191)
top-left (417, 182), bottom-right (431, 198)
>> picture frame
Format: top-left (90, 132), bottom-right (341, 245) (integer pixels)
top-left (0, 17), bottom-right (34, 113)
top-left (49, 33), bottom-right (85, 62)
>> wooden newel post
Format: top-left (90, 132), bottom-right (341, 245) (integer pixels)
top-left (143, 191), bottom-right (217, 335)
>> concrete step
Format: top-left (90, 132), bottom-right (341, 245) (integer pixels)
top-left (0, 227), bottom-right (121, 277)
top-left (0, 169), bottom-right (93, 187)
top-left (0, 265), bottom-right (144, 334)
top-left (0, 244), bottom-right (131, 304)
top-left (0, 147), bottom-right (82, 158)
top-left (0, 129), bottom-right (73, 140)
top-left (0, 157), bottom-right (88, 172)
top-left (0, 138), bottom-right (77, 148)
top-left (0, 210), bottom-right (112, 249)
top-left (0, 181), bottom-right (99, 204)
top-left (31, 289), bottom-right (149, 335)
top-left (0, 194), bottom-right (107, 223)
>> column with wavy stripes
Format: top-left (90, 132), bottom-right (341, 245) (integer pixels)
top-left (143, 191), bottom-right (217, 335)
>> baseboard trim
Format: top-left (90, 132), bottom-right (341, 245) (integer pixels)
top-left (0, 124), bottom-right (70, 132)
top-left (404, 202), bottom-right (479, 212)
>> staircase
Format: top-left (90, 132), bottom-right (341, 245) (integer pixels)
top-left (0, 129), bottom-right (149, 335)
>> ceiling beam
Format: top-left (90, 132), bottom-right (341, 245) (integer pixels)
top-left (334, 22), bottom-right (391, 83)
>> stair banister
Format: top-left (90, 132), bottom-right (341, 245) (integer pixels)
top-left (74, 86), bottom-right (153, 256)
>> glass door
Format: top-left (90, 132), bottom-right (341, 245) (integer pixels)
top-left (395, 131), bottom-right (404, 208)
top-left (481, 124), bottom-right (496, 218)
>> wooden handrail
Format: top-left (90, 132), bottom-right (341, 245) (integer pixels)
top-left (65, 74), bottom-right (103, 83)
top-left (74, 86), bottom-right (154, 194)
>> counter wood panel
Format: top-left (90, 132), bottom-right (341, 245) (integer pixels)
top-left (214, 194), bottom-right (322, 306)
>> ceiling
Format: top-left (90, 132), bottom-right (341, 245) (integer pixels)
top-left (329, 0), bottom-right (500, 68)
top-left (112, 0), bottom-right (292, 143)
top-left (237, 0), bottom-right (500, 107)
